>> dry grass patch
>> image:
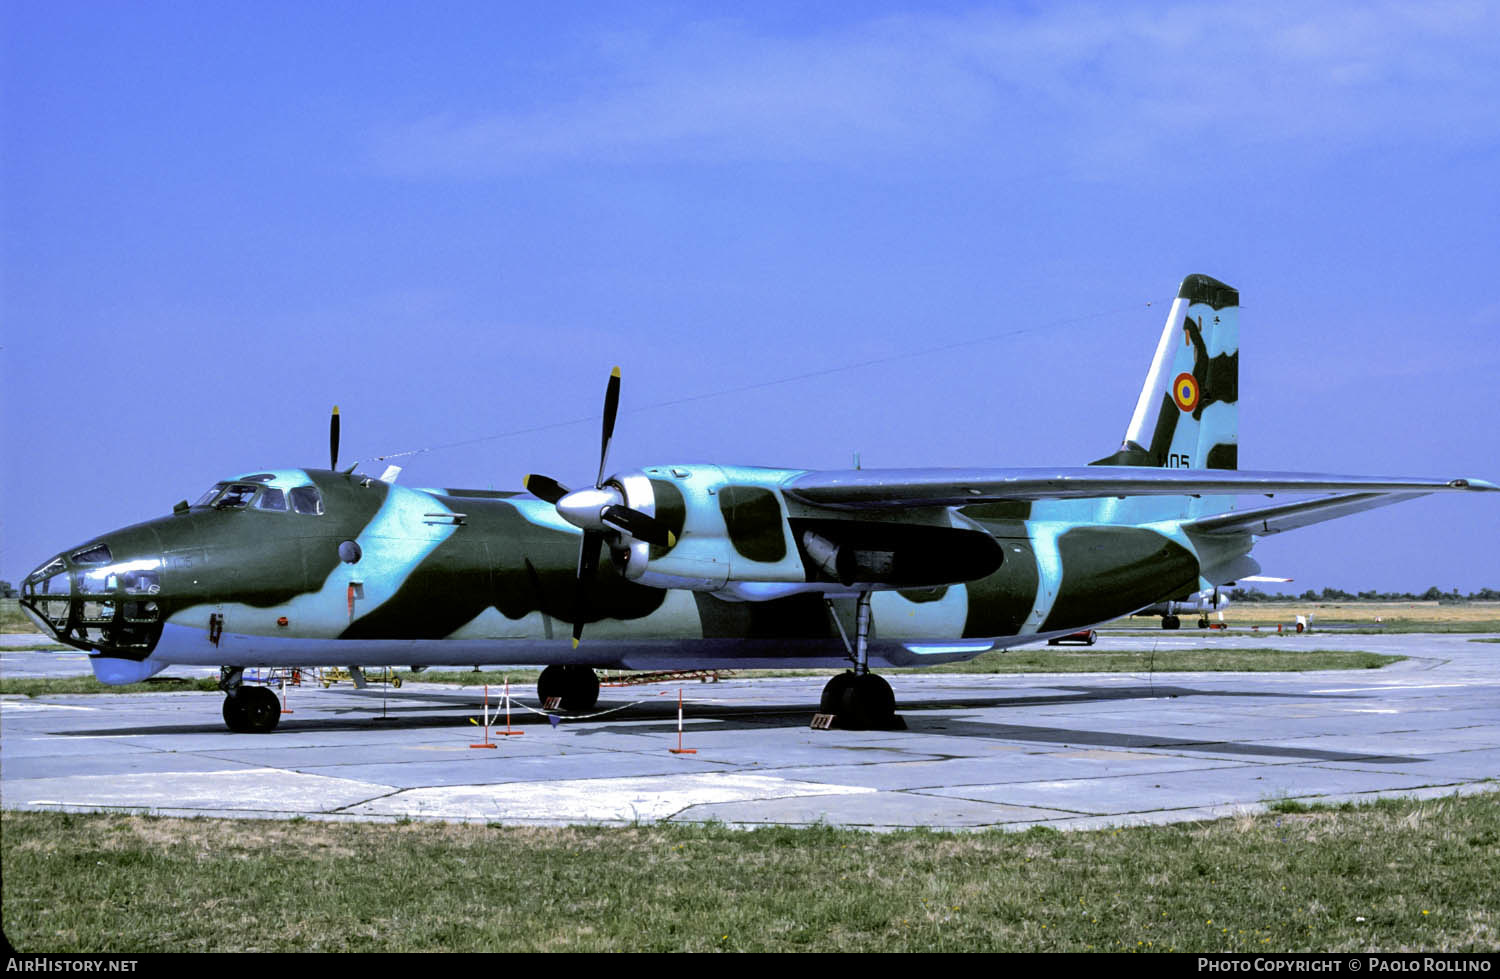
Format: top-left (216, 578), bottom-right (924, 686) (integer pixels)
top-left (5, 793), bottom-right (1496, 952)
top-left (1214, 601), bottom-right (1500, 633)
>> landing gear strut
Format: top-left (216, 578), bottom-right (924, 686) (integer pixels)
top-left (537, 664), bottom-right (600, 711)
top-left (219, 667), bottom-right (280, 733)
top-left (818, 591), bottom-right (902, 730)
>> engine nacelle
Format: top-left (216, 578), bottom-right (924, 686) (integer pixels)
top-left (606, 465), bottom-right (1004, 594)
top-left (795, 520), bottom-right (1003, 587)
top-left (610, 465), bottom-right (806, 592)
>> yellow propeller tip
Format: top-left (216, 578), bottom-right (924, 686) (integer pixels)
top-left (332, 405), bottom-right (340, 414)
top-left (610, 366), bottom-right (621, 378)
top-left (667, 532), bottom-right (677, 547)
top-left (571, 637), bottom-right (580, 649)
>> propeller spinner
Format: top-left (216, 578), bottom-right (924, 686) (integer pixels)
top-left (524, 367), bottom-right (674, 647)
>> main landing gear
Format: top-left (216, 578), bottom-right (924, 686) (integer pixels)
top-left (219, 667), bottom-right (280, 733)
top-left (1161, 615), bottom-right (1181, 630)
top-left (818, 592), bottom-right (903, 731)
top-left (537, 664), bottom-right (600, 711)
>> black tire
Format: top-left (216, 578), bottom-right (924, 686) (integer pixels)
top-left (223, 686), bottom-right (280, 733)
top-left (222, 695), bottom-right (249, 732)
top-left (1085, 629), bottom-right (1097, 646)
top-left (1198, 618), bottom-right (1210, 629)
top-left (538, 665), bottom-right (599, 711)
top-left (1162, 615), bottom-right (1181, 630)
top-left (835, 673), bottom-right (896, 730)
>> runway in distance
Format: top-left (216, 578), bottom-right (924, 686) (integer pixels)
top-left (19, 275), bottom-right (1497, 732)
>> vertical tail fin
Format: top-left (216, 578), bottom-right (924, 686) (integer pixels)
top-left (1092, 273), bottom-right (1239, 470)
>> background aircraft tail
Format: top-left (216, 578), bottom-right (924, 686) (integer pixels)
top-left (1089, 274), bottom-right (1239, 522)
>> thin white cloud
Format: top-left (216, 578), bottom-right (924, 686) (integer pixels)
top-left (370, 2), bottom-right (1500, 178)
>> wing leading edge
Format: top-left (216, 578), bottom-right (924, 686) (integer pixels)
top-left (780, 467), bottom-right (1498, 510)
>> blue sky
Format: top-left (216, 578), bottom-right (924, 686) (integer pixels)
top-left (3, 1), bottom-right (1498, 591)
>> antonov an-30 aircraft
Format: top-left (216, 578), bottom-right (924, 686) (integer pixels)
top-left (19, 275), bottom-right (1496, 733)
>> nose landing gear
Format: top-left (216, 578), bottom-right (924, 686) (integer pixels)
top-left (219, 667), bottom-right (281, 733)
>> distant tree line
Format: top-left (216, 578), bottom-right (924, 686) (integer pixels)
top-left (1229, 586), bottom-right (1500, 603)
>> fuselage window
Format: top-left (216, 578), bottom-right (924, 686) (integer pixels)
top-left (290, 486), bottom-right (324, 515)
top-left (255, 487), bottom-right (288, 511)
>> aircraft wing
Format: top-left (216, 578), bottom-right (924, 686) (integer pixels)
top-left (780, 467), bottom-right (1498, 511)
top-left (1181, 491), bottom-right (1431, 537)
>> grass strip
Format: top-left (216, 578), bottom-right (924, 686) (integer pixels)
top-left (3, 794), bottom-right (1495, 952)
top-left (0, 650), bottom-right (1401, 698)
top-left (891, 648), bottom-right (1400, 674)
top-left (1113, 622), bottom-right (1500, 635)
top-left (0, 676), bottom-right (221, 697)
top-left (361, 650), bottom-right (1403, 687)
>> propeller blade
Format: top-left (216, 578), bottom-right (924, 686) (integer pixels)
top-left (330, 406), bottom-right (341, 471)
top-left (600, 505), bottom-right (676, 548)
top-left (524, 474), bottom-right (570, 504)
top-left (572, 529), bottom-right (605, 648)
top-left (596, 366), bottom-right (621, 488)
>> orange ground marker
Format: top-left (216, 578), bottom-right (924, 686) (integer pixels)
top-left (669, 688), bottom-right (696, 755)
top-left (470, 684), bottom-right (498, 748)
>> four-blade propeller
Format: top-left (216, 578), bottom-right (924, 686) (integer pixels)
top-left (524, 367), bottom-right (675, 647)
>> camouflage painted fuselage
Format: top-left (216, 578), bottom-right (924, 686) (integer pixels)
top-left (33, 272), bottom-right (1474, 688)
top-left (22, 463), bottom-right (1228, 684)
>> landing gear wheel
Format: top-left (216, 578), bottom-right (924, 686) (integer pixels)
top-left (537, 664), bottom-right (600, 711)
top-left (1162, 615), bottom-right (1181, 630)
top-left (222, 686), bottom-right (280, 733)
top-left (1198, 617), bottom-right (1210, 629)
top-left (820, 672), bottom-right (899, 730)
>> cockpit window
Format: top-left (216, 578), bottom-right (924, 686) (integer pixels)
top-left (290, 485), bottom-right (324, 515)
top-left (71, 544), bottom-right (113, 565)
top-left (195, 482), bottom-right (229, 506)
top-left (212, 484), bottom-right (260, 509)
top-left (28, 557), bottom-right (66, 583)
top-left (255, 487), bottom-right (288, 511)
top-left (194, 479), bottom-right (319, 513)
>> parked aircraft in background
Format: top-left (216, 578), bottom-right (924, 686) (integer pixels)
top-left (1134, 576), bottom-right (1295, 628)
top-left (20, 275), bottom-right (1496, 732)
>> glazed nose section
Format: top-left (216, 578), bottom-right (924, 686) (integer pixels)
top-left (19, 554), bottom-right (74, 637)
top-left (20, 540), bottom-right (167, 657)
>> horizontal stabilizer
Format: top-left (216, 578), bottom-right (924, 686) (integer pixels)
top-left (1182, 492), bottom-right (1429, 537)
top-left (781, 467), bottom-right (1497, 510)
